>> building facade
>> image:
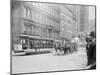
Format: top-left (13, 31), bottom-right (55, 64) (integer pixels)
top-left (78, 6), bottom-right (89, 41)
top-left (79, 6), bottom-right (89, 32)
top-left (11, 1), bottom-right (61, 50)
top-left (60, 5), bottom-right (79, 43)
top-left (11, 1), bottom-right (89, 51)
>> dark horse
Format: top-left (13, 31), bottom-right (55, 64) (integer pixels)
top-left (54, 43), bottom-right (71, 55)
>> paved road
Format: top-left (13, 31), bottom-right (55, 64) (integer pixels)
top-left (12, 47), bottom-right (87, 74)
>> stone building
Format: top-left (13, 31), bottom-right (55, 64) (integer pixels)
top-left (11, 1), bottom-right (60, 50)
top-left (11, 1), bottom-right (92, 51)
top-left (60, 4), bottom-right (79, 43)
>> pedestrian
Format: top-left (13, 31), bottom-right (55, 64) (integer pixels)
top-left (86, 36), bottom-right (92, 66)
top-left (86, 31), bottom-right (96, 69)
top-left (63, 44), bottom-right (68, 55)
top-left (86, 36), bottom-right (92, 53)
top-left (54, 42), bottom-right (57, 53)
top-left (35, 42), bottom-right (38, 53)
top-left (89, 31), bottom-right (96, 69)
top-left (54, 42), bottom-right (60, 55)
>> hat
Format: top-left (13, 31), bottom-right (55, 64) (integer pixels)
top-left (89, 31), bottom-right (96, 38)
top-left (86, 36), bottom-right (92, 42)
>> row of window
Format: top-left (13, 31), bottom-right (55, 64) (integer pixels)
top-left (24, 22), bottom-right (41, 35)
top-left (32, 2), bottom-right (60, 19)
top-left (24, 22), bottom-right (59, 39)
top-left (60, 21), bottom-right (77, 38)
top-left (61, 6), bottom-right (73, 18)
top-left (23, 3), bottom-right (77, 30)
top-left (61, 13), bottom-right (76, 25)
top-left (23, 5), bottom-right (60, 28)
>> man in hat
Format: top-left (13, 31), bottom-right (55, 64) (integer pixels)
top-left (86, 31), bottom-right (96, 69)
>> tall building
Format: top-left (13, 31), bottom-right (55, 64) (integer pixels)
top-left (60, 5), bottom-right (79, 42)
top-left (11, 1), bottom-right (90, 50)
top-left (72, 5), bottom-right (81, 35)
top-left (78, 6), bottom-right (96, 41)
top-left (88, 6), bottom-right (96, 33)
top-left (88, 19), bottom-right (95, 32)
top-left (79, 6), bottom-right (89, 33)
top-left (11, 1), bottom-right (61, 50)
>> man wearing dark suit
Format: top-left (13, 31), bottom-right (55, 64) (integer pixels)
top-left (86, 31), bottom-right (96, 69)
